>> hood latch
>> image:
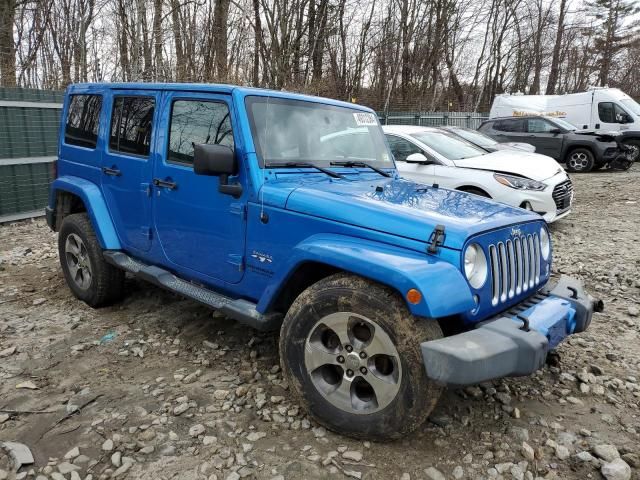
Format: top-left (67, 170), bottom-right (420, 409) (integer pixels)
top-left (427, 224), bottom-right (446, 254)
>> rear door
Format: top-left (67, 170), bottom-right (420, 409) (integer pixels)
top-left (491, 118), bottom-right (528, 144)
top-left (151, 91), bottom-right (246, 284)
top-left (101, 91), bottom-right (158, 253)
top-left (525, 118), bottom-right (564, 159)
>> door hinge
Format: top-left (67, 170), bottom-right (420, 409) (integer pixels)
top-left (227, 253), bottom-right (244, 272)
top-left (230, 203), bottom-right (247, 219)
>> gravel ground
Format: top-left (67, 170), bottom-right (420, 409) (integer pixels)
top-left (0, 166), bottom-right (639, 480)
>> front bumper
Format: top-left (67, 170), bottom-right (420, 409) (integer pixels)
top-left (421, 275), bottom-right (602, 385)
top-left (491, 173), bottom-right (573, 223)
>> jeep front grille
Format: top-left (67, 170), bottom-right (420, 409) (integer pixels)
top-left (552, 179), bottom-right (573, 213)
top-left (488, 234), bottom-right (541, 306)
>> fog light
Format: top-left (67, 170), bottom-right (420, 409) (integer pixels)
top-left (406, 289), bottom-right (422, 305)
top-left (522, 201), bottom-right (533, 211)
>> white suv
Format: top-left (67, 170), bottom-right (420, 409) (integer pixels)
top-left (383, 125), bottom-right (573, 223)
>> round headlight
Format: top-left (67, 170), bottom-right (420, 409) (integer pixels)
top-left (540, 227), bottom-right (551, 260)
top-left (464, 243), bottom-right (488, 289)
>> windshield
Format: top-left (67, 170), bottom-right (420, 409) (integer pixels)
top-left (410, 131), bottom-right (486, 160)
top-left (449, 127), bottom-right (497, 147)
top-left (550, 118), bottom-right (578, 131)
top-left (621, 99), bottom-right (640, 116)
top-left (245, 96), bottom-right (393, 167)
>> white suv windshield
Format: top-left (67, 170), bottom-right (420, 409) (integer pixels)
top-left (411, 131), bottom-right (486, 160)
top-left (551, 118), bottom-right (578, 131)
top-left (451, 128), bottom-right (497, 147)
top-left (246, 96), bottom-right (393, 167)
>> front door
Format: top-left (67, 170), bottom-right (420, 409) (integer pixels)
top-left (525, 118), bottom-right (564, 159)
top-left (152, 92), bottom-right (246, 284)
top-left (596, 102), bottom-right (631, 132)
top-left (101, 91), bottom-right (158, 252)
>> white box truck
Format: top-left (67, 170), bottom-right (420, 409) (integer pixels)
top-left (489, 87), bottom-right (640, 156)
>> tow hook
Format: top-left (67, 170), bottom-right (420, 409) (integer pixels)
top-left (591, 297), bottom-right (604, 313)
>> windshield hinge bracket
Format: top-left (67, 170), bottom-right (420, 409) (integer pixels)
top-left (427, 224), bottom-right (446, 254)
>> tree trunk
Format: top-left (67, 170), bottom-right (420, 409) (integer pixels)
top-left (0, 0), bottom-right (17, 86)
top-left (171, 0), bottom-right (185, 82)
top-left (152, 0), bottom-right (163, 80)
top-left (252, 0), bottom-right (261, 86)
top-left (212, 0), bottom-right (230, 81)
top-left (546, 0), bottom-right (566, 94)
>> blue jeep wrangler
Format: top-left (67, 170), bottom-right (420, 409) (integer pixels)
top-left (47, 83), bottom-right (601, 440)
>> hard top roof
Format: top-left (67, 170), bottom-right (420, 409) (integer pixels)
top-left (66, 82), bottom-right (372, 112)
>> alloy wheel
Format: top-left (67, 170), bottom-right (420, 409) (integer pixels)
top-left (304, 312), bottom-right (402, 414)
top-left (65, 233), bottom-right (92, 290)
top-left (568, 152), bottom-right (589, 171)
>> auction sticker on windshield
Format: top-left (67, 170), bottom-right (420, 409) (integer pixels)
top-left (353, 112), bottom-right (378, 126)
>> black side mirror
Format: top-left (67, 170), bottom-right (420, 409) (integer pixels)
top-left (194, 144), bottom-right (237, 176)
top-left (194, 144), bottom-right (242, 198)
top-left (549, 128), bottom-right (562, 134)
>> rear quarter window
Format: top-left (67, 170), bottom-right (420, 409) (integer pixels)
top-left (494, 119), bottom-right (525, 132)
top-left (64, 94), bottom-right (103, 149)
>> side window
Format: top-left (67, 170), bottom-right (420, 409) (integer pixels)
top-left (109, 96), bottom-right (155, 156)
top-left (598, 102), bottom-right (615, 123)
top-left (386, 135), bottom-right (422, 162)
top-left (64, 94), bottom-right (103, 148)
top-left (527, 118), bottom-right (555, 133)
top-left (168, 100), bottom-right (234, 165)
top-left (495, 119), bottom-right (525, 132)
top-left (613, 103), bottom-right (629, 123)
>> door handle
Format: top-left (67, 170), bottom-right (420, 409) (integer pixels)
top-left (102, 166), bottom-right (121, 176)
top-left (153, 178), bottom-right (178, 190)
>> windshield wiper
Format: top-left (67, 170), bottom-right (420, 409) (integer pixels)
top-left (265, 161), bottom-right (344, 179)
top-left (330, 161), bottom-right (392, 177)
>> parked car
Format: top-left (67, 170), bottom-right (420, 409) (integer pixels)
top-left (47, 83), bottom-right (601, 441)
top-left (439, 125), bottom-right (536, 153)
top-left (490, 87), bottom-right (640, 160)
top-left (478, 115), bottom-right (619, 172)
top-left (383, 125), bottom-right (573, 222)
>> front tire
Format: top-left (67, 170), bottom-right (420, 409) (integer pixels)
top-left (621, 139), bottom-right (640, 162)
top-left (565, 148), bottom-right (594, 172)
top-left (279, 273), bottom-right (443, 441)
top-left (58, 213), bottom-right (125, 307)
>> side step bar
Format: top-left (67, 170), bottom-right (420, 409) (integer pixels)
top-left (103, 251), bottom-right (281, 331)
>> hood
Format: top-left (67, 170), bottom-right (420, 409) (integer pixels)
top-left (492, 142), bottom-right (536, 153)
top-left (453, 150), bottom-right (564, 181)
top-left (267, 177), bottom-right (540, 250)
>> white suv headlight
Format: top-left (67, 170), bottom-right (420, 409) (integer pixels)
top-left (540, 226), bottom-right (551, 260)
top-left (464, 243), bottom-right (488, 289)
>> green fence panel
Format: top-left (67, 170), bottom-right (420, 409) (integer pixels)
top-left (0, 162), bottom-right (55, 217)
top-left (0, 86), bottom-right (64, 103)
top-left (0, 106), bottom-right (60, 159)
top-left (0, 88), bottom-right (62, 222)
top-left (378, 111), bottom-right (489, 129)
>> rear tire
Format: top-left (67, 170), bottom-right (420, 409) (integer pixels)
top-left (565, 148), bottom-right (594, 173)
top-left (58, 213), bottom-right (125, 307)
top-left (279, 273), bottom-right (443, 441)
